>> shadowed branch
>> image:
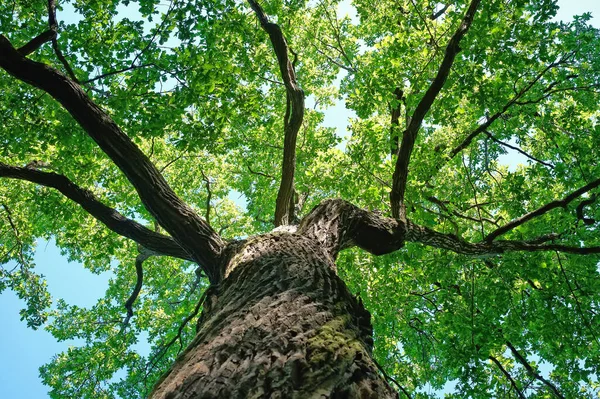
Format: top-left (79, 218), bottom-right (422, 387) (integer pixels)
top-left (299, 199), bottom-right (600, 260)
top-left (489, 355), bottom-right (526, 399)
top-left (248, 0), bottom-right (305, 226)
top-left (0, 162), bottom-right (193, 261)
top-left (486, 177), bottom-right (600, 242)
top-left (505, 341), bottom-right (565, 398)
top-left (0, 36), bottom-right (225, 282)
top-left (390, 0), bottom-right (481, 219)
top-left (122, 251), bottom-right (151, 328)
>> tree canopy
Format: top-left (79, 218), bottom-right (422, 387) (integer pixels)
top-left (1, 0), bottom-right (599, 397)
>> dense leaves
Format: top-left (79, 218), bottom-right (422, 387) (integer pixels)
top-left (1, 0), bottom-right (599, 397)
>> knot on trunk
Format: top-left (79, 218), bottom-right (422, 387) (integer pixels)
top-left (298, 199), bottom-right (406, 259)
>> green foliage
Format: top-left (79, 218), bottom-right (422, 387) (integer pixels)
top-left (1, 0), bottom-right (599, 397)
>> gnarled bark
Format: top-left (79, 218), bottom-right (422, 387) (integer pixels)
top-left (150, 232), bottom-right (397, 398)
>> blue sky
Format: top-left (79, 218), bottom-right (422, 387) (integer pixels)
top-left (1, 0), bottom-right (599, 397)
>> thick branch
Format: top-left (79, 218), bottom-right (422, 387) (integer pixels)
top-left (505, 341), bottom-right (565, 399)
top-left (391, 0), bottom-right (480, 219)
top-left (431, 4), bottom-right (450, 20)
top-left (298, 199), bottom-right (405, 259)
top-left (0, 36), bottom-right (225, 282)
top-left (299, 199), bottom-right (600, 260)
top-left (0, 163), bottom-right (192, 261)
top-left (486, 177), bottom-right (600, 242)
top-left (406, 219), bottom-right (600, 255)
top-left (248, 0), bottom-right (305, 226)
top-left (576, 194), bottom-right (597, 226)
top-left (17, 29), bottom-right (56, 56)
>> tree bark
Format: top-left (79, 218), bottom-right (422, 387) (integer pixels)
top-left (150, 231), bottom-right (397, 398)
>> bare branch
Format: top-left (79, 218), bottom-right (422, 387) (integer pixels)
top-left (247, 163), bottom-right (276, 179)
top-left (145, 287), bottom-right (209, 379)
top-left (200, 170), bottom-right (212, 226)
top-left (427, 196), bottom-right (500, 226)
top-left (0, 36), bottom-right (225, 282)
top-left (247, 0), bottom-right (305, 226)
top-left (486, 177), bottom-right (600, 242)
top-left (312, 44), bottom-right (355, 73)
top-left (576, 194), bottom-right (597, 226)
top-left (1, 203), bottom-right (28, 266)
top-left (484, 131), bottom-right (554, 168)
top-left (391, 0), bottom-right (481, 219)
top-left (319, 3), bottom-right (356, 72)
top-left (556, 253), bottom-right (600, 345)
top-left (0, 162), bottom-right (193, 261)
top-left (409, 0), bottom-right (439, 48)
top-left (130, 0), bottom-right (177, 67)
top-left (372, 358), bottom-right (413, 399)
top-left (390, 88), bottom-right (403, 155)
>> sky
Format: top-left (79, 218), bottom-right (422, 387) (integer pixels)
top-left (1, 0), bottom-right (599, 398)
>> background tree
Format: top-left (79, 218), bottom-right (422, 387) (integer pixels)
top-left (1, 0), bottom-right (599, 397)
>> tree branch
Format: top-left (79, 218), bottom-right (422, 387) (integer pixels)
top-left (145, 287), bottom-right (209, 380)
top-left (299, 199), bottom-right (600, 260)
top-left (486, 177), bottom-right (600, 242)
top-left (372, 358), bottom-right (413, 398)
top-left (47, 0), bottom-right (79, 83)
top-left (83, 63), bottom-right (156, 84)
top-left (0, 36), bottom-right (225, 283)
top-left (489, 355), bottom-right (526, 399)
top-left (122, 251), bottom-right (150, 328)
top-left (17, 29), bottom-right (56, 56)
top-left (391, 0), bottom-right (481, 219)
top-left (1, 203), bottom-right (28, 266)
top-left (199, 170), bottom-right (212, 226)
top-left (0, 162), bottom-right (193, 261)
top-left (505, 341), bottom-right (565, 399)
top-left (298, 199), bottom-right (405, 259)
top-left (390, 88), bottom-right (404, 156)
top-left (484, 131), bottom-right (554, 169)
top-left (431, 4), bottom-right (450, 20)
top-left (248, 0), bottom-right (305, 226)
top-left (576, 194), bottom-right (596, 226)
top-left (447, 53), bottom-right (575, 160)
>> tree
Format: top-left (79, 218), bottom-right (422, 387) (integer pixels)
top-left (1, 0), bottom-right (599, 397)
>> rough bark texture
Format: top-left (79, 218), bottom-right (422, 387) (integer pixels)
top-left (150, 231), bottom-right (397, 398)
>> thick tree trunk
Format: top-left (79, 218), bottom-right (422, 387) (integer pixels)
top-left (150, 231), bottom-right (397, 398)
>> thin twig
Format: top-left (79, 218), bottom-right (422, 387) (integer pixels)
top-left (484, 131), bottom-right (554, 169)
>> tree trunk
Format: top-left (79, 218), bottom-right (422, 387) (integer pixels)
top-left (149, 231), bottom-right (397, 398)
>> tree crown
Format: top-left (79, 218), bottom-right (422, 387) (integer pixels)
top-left (1, 0), bottom-right (599, 397)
